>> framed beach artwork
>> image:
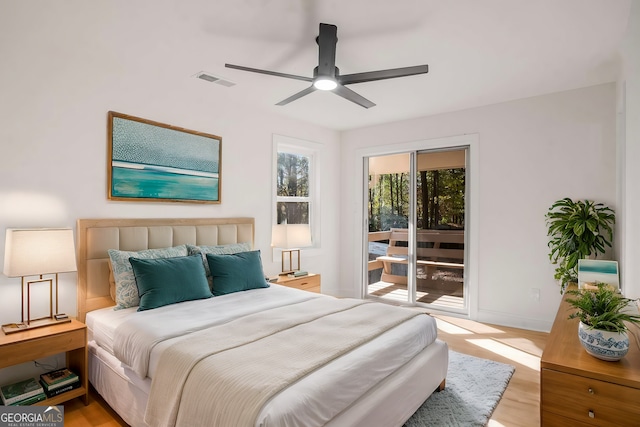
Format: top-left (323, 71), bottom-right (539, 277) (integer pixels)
top-left (108, 112), bottom-right (221, 203)
top-left (577, 259), bottom-right (619, 291)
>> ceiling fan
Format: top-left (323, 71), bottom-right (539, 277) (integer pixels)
top-left (225, 23), bottom-right (429, 109)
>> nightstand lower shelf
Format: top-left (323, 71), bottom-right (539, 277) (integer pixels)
top-left (0, 319), bottom-right (89, 406)
top-left (38, 386), bottom-right (88, 406)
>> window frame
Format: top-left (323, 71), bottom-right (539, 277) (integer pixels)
top-left (272, 134), bottom-right (321, 249)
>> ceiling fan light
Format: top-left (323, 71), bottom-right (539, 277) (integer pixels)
top-left (313, 78), bottom-right (337, 91)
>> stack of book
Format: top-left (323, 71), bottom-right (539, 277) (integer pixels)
top-left (0, 377), bottom-right (46, 406)
top-left (39, 368), bottom-right (80, 398)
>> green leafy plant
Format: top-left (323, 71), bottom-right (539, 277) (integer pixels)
top-left (546, 198), bottom-right (615, 292)
top-left (565, 283), bottom-right (640, 333)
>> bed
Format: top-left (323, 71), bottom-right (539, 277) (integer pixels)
top-left (76, 217), bottom-right (448, 427)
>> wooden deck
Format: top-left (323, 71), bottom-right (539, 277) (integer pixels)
top-left (367, 279), bottom-right (464, 309)
top-left (367, 229), bottom-right (465, 310)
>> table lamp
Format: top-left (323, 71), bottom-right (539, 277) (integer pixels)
top-left (271, 224), bottom-right (312, 275)
top-left (2, 228), bottom-right (77, 333)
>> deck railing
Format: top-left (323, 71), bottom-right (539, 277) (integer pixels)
top-left (367, 229), bottom-right (464, 279)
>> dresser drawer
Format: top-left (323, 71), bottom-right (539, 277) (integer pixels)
top-left (0, 328), bottom-right (85, 367)
top-left (276, 274), bottom-right (321, 293)
top-left (292, 274), bottom-right (320, 290)
top-left (541, 410), bottom-right (593, 427)
top-left (542, 369), bottom-right (640, 426)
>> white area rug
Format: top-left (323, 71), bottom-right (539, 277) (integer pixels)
top-left (404, 351), bottom-right (515, 427)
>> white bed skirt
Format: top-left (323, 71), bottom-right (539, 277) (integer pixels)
top-left (88, 339), bottom-right (448, 427)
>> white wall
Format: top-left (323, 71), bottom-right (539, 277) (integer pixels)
top-left (618, 0), bottom-right (640, 298)
top-left (340, 84), bottom-right (617, 331)
top-left (0, 3), bottom-right (623, 386)
top-left (0, 3), bottom-right (341, 327)
top-left (0, 2), bottom-right (342, 384)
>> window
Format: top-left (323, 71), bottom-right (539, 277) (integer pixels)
top-left (273, 134), bottom-right (320, 246)
top-left (276, 151), bottom-right (310, 225)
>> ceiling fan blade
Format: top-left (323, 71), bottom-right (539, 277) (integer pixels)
top-left (317, 23), bottom-right (337, 77)
top-left (276, 86), bottom-right (317, 106)
top-left (225, 64), bottom-right (313, 83)
top-left (333, 84), bottom-right (376, 109)
top-left (339, 65), bottom-right (429, 85)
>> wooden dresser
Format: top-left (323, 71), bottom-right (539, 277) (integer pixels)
top-left (540, 287), bottom-right (640, 426)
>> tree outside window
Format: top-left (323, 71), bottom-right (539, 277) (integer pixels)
top-left (277, 152), bottom-right (310, 225)
top-left (368, 168), bottom-right (465, 232)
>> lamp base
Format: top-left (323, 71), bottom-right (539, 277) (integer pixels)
top-left (2, 316), bottom-right (71, 334)
top-left (278, 270), bottom-right (295, 276)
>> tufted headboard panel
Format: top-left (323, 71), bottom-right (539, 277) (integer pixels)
top-left (76, 218), bottom-right (254, 321)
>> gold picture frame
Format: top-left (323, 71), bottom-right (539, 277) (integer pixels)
top-left (108, 111), bottom-right (222, 203)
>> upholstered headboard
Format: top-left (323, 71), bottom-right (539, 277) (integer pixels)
top-left (76, 218), bottom-right (255, 322)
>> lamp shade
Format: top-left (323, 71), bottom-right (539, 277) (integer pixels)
top-left (3, 228), bottom-right (77, 277)
top-left (271, 224), bottom-right (312, 249)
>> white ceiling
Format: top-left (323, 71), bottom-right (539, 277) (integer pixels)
top-left (39, 0), bottom-right (632, 131)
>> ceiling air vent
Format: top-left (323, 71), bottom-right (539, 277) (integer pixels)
top-left (194, 72), bottom-right (236, 87)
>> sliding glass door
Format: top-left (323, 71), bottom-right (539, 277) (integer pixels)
top-left (366, 153), bottom-right (411, 303)
top-left (365, 147), bottom-right (468, 313)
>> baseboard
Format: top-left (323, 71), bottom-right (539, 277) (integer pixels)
top-left (475, 309), bottom-right (553, 333)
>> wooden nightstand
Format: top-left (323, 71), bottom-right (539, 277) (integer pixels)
top-left (273, 273), bottom-right (321, 293)
top-left (0, 319), bottom-right (88, 406)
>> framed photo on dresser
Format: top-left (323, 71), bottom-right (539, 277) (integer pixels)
top-left (577, 259), bottom-right (619, 291)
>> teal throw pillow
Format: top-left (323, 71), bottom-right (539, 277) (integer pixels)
top-left (108, 245), bottom-right (188, 310)
top-left (186, 242), bottom-right (252, 288)
top-left (130, 254), bottom-right (212, 311)
top-left (205, 250), bottom-right (269, 296)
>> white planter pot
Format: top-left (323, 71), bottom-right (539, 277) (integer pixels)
top-left (578, 321), bottom-right (629, 361)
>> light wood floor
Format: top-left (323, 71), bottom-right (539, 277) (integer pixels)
top-left (62, 316), bottom-right (548, 427)
top-left (433, 315), bottom-right (548, 427)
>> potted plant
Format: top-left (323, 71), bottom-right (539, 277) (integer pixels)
top-left (546, 198), bottom-right (615, 292)
top-left (565, 283), bottom-right (640, 361)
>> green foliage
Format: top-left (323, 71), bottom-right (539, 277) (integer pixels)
top-left (566, 283), bottom-right (640, 333)
top-left (368, 173), bottom-right (410, 231)
top-left (379, 208), bottom-right (409, 230)
top-left (418, 168), bottom-right (465, 228)
top-left (368, 168), bottom-right (465, 232)
top-left (545, 198), bottom-right (615, 292)
top-left (277, 153), bottom-right (310, 224)
top-left (277, 153), bottom-right (309, 197)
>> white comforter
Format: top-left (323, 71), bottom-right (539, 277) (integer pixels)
top-left (113, 285), bottom-right (317, 378)
top-left (101, 285), bottom-right (438, 427)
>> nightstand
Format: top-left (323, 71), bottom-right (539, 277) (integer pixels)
top-left (0, 319), bottom-right (88, 406)
top-left (273, 273), bottom-right (321, 293)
